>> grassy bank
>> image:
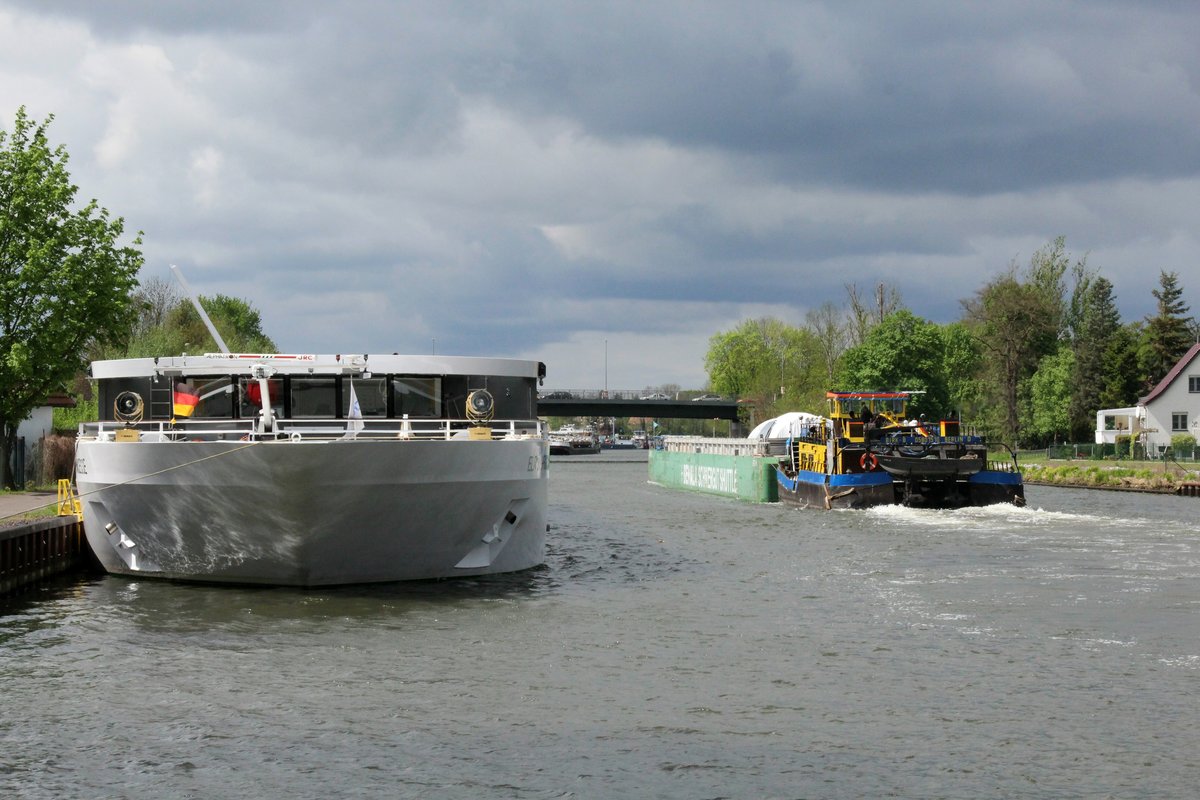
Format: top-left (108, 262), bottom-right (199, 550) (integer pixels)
top-left (0, 490), bottom-right (61, 529)
top-left (1021, 462), bottom-right (1199, 492)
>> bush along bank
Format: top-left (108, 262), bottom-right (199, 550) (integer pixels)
top-left (1022, 463), bottom-right (1199, 493)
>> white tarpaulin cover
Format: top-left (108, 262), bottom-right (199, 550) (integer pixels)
top-left (749, 411), bottom-right (826, 439)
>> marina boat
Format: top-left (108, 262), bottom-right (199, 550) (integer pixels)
top-left (73, 352), bottom-right (550, 586)
top-left (548, 425), bottom-right (600, 455)
top-left (774, 391), bottom-right (1024, 509)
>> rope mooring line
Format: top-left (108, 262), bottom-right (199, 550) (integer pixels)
top-left (1, 439), bottom-right (266, 524)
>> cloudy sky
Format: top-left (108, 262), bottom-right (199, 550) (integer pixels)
top-left (2, 1), bottom-right (1198, 391)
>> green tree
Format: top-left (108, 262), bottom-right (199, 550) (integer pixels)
top-left (834, 310), bottom-right (951, 418)
top-left (940, 321), bottom-right (984, 418)
top-left (961, 271), bottom-right (1059, 445)
top-left (0, 108), bottom-right (142, 487)
top-left (1099, 322), bottom-right (1143, 409)
top-left (165, 293), bottom-right (277, 354)
top-left (705, 320), bottom-right (777, 401)
top-left (705, 318), bottom-right (821, 421)
top-left (1027, 345), bottom-right (1074, 445)
top-left (1069, 275), bottom-right (1122, 440)
top-left (101, 288), bottom-right (277, 360)
top-left (958, 241), bottom-right (1082, 444)
top-left (1139, 270), bottom-right (1193, 389)
top-left (1026, 236), bottom-right (1074, 343)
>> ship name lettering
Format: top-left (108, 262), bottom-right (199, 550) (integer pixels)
top-left (680, 463), bottom-right (737, 494)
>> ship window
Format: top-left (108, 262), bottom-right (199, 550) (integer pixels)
top-left (344, 377), bottom-right (387, 417)
top-left (177, 377), bottom-right (233, 418)
top-left (237, 378), bottom-right (283, 419)
top-left (291, 377), bottom-right (337, 418)
top-left (393, 377), bottom-right (441, 418)
top-left (1172, 412), bottom-right (1188, 431)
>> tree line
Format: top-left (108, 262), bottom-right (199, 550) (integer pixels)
top-left (3, 106), bottom-right (1197, 487)
top-left (705, 238), bottom-right (1198, 447)
top-left (1, 108), bottom-right (274, 488)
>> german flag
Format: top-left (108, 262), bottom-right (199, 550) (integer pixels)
top-left (173, 387), bottom-right (200, 417)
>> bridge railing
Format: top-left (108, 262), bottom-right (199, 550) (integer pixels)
top-left (539, 389), bottom-right (729, 401)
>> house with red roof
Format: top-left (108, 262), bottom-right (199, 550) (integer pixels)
top-left (1096, 342), bottom-right (1200, 453)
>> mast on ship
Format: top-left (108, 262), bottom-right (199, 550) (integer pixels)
top-left (171, 265), bottom-right (276, 434)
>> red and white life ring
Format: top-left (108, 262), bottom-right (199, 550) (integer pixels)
top-left (860, 452), bottom-right (879, 471)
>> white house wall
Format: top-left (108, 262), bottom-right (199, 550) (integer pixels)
top-left (1094, 407), bottom-right (1141, 444)
top-left (15, 407), bottom-right (54, 459)
top-left (1142, 351), bottom-right (1200, 451)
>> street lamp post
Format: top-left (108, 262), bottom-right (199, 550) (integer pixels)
top-left (604, 339), bottom-right (608, 398)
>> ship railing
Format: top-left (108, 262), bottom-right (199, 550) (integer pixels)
top-left (657, 435), bottom-right (778, 457)
top-left (78, 418), bottom-right (547, 442)
top-left (986, 443), bottom-right (1022, 473)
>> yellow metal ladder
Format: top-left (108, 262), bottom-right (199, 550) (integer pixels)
top-left (57, 478), bottom-right (83, 521)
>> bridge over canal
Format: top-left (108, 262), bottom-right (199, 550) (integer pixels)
top-left (536, 392), bottom-right (740, 421)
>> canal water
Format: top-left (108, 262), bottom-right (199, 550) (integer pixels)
top-left (2, 452), bottom-right (1198, 799)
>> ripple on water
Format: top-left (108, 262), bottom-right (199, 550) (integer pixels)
top-left (3, 468), bottom-right (1200, 799)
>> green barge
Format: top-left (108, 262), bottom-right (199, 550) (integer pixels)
top-left (648, 437), bottom-right (781, 502)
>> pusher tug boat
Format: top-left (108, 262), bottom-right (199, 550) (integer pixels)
top-left (774, 391), bottom-right (1024, 509)
top-left (73, 352), bottom-right (550, 586)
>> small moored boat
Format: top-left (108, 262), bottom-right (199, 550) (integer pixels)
top-left (548, 425), bottom-right (600, 455)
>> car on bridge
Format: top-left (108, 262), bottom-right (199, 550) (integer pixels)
top-left (640, 392), bottom-right (671, 400)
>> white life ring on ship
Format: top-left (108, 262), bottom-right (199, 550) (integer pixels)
top-left (860, 452), bottom-right (879, 471)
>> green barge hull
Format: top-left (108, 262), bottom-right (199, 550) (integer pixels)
top-left (648, 439), bottom-right (779, 503)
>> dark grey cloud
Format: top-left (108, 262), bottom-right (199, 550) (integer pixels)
top-left (464, 3), bottom-right (1200, 192)
top-left (1, 0), bottom-right (1197, 388)
top-left (2, 0), bottom-right (324, 34)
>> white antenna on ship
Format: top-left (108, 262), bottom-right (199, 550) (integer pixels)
top-left (170, 264), bottom-right (231, 354)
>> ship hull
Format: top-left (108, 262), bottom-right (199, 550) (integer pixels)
top-left (549, 442), bottom-right (600, 455)
top-left (775, 468), bottom-right (895, 509)
top-left (75, 437), bottom-right (549, 587)
top-left (775, 466), bottom-right (1024, 510)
